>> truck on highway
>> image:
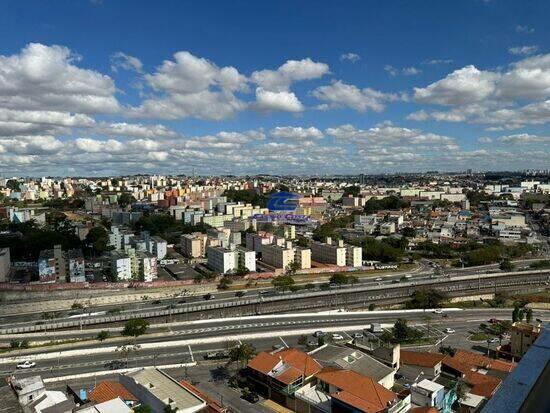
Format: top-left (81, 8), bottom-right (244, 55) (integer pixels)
top-left (368, 323), bottom-right (383, 334)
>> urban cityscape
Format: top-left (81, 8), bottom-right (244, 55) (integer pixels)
top-left (0, 1), bottom-right (549, 413)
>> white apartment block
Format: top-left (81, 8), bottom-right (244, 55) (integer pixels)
top-left (346, 246), bottom-right (362, 267)
top-left (294, 247), bottom-right (312, 269)
top-left (260, 242), bottom-right (295, 269)
top-left (311, 237), bottom-right (347, 267)
top-left (311, 237), bottom-right (361, 267)
top-left (0, 248), bottom-right (10, 282)
top-left (237, 247), bottom-right (256, 272)
top-left (206, 246), bottom-right (237, 274)
top-left (111, 251), bottom-right (132, 281)
top-left (206, 245), bottom-right (256, 274)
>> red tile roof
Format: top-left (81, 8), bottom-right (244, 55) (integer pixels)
top-left (442, 357), bottom-right (501, 398)
top-left (275, 348), bottom-right (322, 377)
top-left (452, 350), bottom-right (515, 373)
top-left (89, 381), bottom-right (137, 404)
top-left (316, 368), bottom-right (398, 413)
top-left (400, 350), bottom-right (446, 368)
top-left (247, 351), bottom-right (281, 375)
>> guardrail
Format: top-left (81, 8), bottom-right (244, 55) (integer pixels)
top-left (1, 270), bottom-right (548, 335)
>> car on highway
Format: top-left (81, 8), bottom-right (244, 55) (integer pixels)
top-left (374, 277), bottom-right (383, 281)
top-left (235, 291), bottom-right (246, 297)
top-left (272, 344), bottom-right (285, 351)
top-left (16, 360), bottom-right (35, 369)
top-left (391, 279), bottom-right (400, 284)
top-left (313, 330), bottom-right (325, 338)
top-left (352, 332), bottom-right (364, 339)
top-left (178, 298), bottom-right (187, 304)
top-left (105, 360), bottom-right (127, 370)
top-left (488, 318), bottom-right (500, 324)
top-left (488, 337), bottom-right (499, 343)
top-left (203, 293), bottom-right (215, 300)
top-left (307, 340), bottom-right (319, 347)
top-left (331, 333), bottom-right (344, 341)
top-left (433, 309), bottom-right (443, 314)
top-left (203, 351), bottom-right (230, 360)
top-left (444, 328), bottom-right (456, 334)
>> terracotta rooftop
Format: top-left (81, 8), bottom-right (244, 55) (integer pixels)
top-left (453, 350), bottom-right (515, 373)
top-left (89, 381), bottom-right (138, 404)
top-left (442, 357), bottom-right (502, 398)
top-left (400, 350), bottom-right (446, 368)
top-left (247, 351), bottom-right (281, 375)
top-left (275, 348), bottom-right (323, 377)
top-left (316, 368), bottom-right (398, 413)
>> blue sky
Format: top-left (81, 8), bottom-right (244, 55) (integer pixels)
top-left (0, 0), bottom-right (549, 176)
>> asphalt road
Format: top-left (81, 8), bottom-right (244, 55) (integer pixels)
top-left (2, 308), bottom-right (548, 380)
top-left (0, 258), bottom-right (543, 327)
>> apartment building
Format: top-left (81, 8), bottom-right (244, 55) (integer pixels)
top-left (246, 231), bottom-right (274, 252)
top-left (206, 245), bottom-right (256, 273)
top-left (294, 247), bottom-right (312, 270)
top-left (261, 242), bottom-right (295, 269)
top-left (67, 249), bottom-right (85, 283)
top-left (37, 249), bottom-right (56, 282)
top-left (346, 245), bottom-right (362, 267)
top-left (111, 251), bottom-right (132, 280)
top-left (181, 232), bottom-right (208, 258)
top-left (0, 247), bottom-right (10, 282)
top-left (510, 322), bottom-right (541, 358)
top-left (311, 237), bottom-right (347, 267)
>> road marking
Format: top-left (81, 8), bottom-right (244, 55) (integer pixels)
top-left (343, 331), bottom-right (353, 340)
top-left (279, 337), bottom-right (288, 348)
top-left (187, 345), bottom-right (194, 363)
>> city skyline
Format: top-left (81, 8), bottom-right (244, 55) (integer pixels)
top-left (0, 0), bottom-right (549, 175)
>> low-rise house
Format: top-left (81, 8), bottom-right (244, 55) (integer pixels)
top-left (399, 350), bottom-right (446, 380)
top-left (410, 379), bottom-right (446, 410)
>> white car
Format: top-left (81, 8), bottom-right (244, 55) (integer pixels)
top-left (331, 334), bottom-right (344, 340)
top-left (488, 338), bottom-right (499, 343)
top-left (433, 309), bottom-right (443, 314)
top-left (444, 328), bottom-right (456, 334)
top-left (374, 277), bottom-right (383, 282)
top-left (352, 332), bottom-right (364, 339)
top-left (16, 360), bottom-right (36, 369)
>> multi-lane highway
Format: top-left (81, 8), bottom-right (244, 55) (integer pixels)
top-left (2, 266), bottom-right (548, 335)
top-left (1, 308), bottom-right (548, 381)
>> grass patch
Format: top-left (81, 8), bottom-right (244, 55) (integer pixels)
top-left (470, 332), bottom-right (489, 341)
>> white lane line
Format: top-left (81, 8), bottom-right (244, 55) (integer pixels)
top-left (279, 337), bottom-right (288, 348)
top-left (187, 345), bottom-right (194, 363)
top-left (343, 331), bottom-right (353, 340)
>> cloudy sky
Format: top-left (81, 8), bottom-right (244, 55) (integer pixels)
top-left (0, 0), bottom-right (549, 176)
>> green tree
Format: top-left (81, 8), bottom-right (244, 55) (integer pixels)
top-left (96, 330), bottom-right (110, 341)
top-left (499, 259), bottom-right (515, 272)
top-left (117, 193), bottom-right (135, 208)
top-left (217, 277), bottom-right (233, 290)
top-left (85, 226), bottom-right (110, 255)
top-left (330, 273), bottom-right (349, 285)
top-left (285, 261), bottom-right (300, 277)
top-left (406, 289), bottom-right (448, 309)
top-left (122, 318), bottom-right (149, 338)
top-left (402, 227), bottom-right (416, 238)
top-left (272, 275), bottom-right (295, 292)
top-left (229, 342), bottom-right (256, 368)
top-left (512, 306), bottom-right (520, 322)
